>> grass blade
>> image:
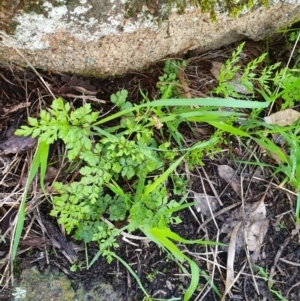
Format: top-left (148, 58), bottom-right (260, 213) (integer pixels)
top-left (12, 141), bottom-right (49, 260)
top-left (200, 270), bottom-right (222, 298)
top-left (94, 98), bottom-right (269, 126)
top-left (208, 121), bottom-right (251, 137)
top-left (143, 155), bottom-right (185, 197)
top-left (111, 252), bottom-right (150, 298)
top-left (149, 227), bottom-right (199, 301)
top-left (155, 227), bottom-right (225, 246)
top-left (184, 258), bottom-right (199, 301)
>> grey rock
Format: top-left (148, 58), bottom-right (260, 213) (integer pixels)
top-left (0, 1), bottom-right (299, 77)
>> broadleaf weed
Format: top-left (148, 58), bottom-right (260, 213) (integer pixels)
top-left (15, 59), bottom-right (271, 299)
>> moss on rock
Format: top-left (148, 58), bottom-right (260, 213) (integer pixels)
top-left (13, 267), bottom-right (75, 301)
top-left (125, 0), bottom-right (270, 22)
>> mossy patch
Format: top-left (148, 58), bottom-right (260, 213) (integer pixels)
top-left (23, 0), bottom-right (46, 14)
top-left (125, 0), bottom-right (270, 22)
top-left (13, 267), bottom-right (75, 301)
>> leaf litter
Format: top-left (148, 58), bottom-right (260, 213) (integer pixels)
top-left (191, 191), bottom-right (220, 216)
top-left (264, 109), bottom-right (300, 126)
top-left (217, 165), bottom-right (270, 299)
top-left (217, 165), bottom-right (242, 196)
top-left (220, 195), bottom-right (269, 258)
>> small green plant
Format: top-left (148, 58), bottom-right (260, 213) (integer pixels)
top-left (214, 40), bottom-right (300, 112)
top-left (214, 42), bottom-right (281, 98)
top-left (272, 68), bottom-right (300, 108)
top-left (146, 269), bottom-right (159, 282)
top-left (279, 221), bottom-right (285, 229)
top-left (157, 59), bottom-right (187, 99)
top-left (0, 232), bottom-right (6, 244)
top-left (70, 261), bottom-right (84, 272)
top-left (272, 124), bottom-right (300, 224)
top-left (289, 30), bottom-right (300, 43)
top-left (15, 87), bottom-right (268, 299)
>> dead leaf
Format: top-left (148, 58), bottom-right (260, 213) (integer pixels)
top-left (191, 192), bottom-right (219, 216)
top-left (221, 199), bottom-right (269, 261)
top-left (210, 61), bottom-right (223, 80)
top-left (259, 144), bottom-right (287, 165)
top-left (247, 219), bottom-right (269, 262)
top-left (191, 126), bottom-right (214, 136)
top-left (217, 165), bottom-right (241, 196)
top-left (264, 109), bottom-right (300, 126)
top-left (152, 115), bottom-right (164, 129)
top-left (222, 221), bottom-right (242, 301)
top-left (221, 196), bottom-right (269, 299)
top-left (19, 236), bottom-right (49, 248)
top-left (0, 135), bottom-right (37, 155)
top-left (246, 199), bottom-right (269, 263)
top-left (244, 197), bottom-right (266, 219)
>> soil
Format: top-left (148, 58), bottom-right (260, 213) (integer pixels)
top-left (0, 28), bottom-right (300, 301)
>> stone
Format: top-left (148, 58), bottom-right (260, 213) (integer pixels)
top-left (12, 267), bottom-right (75, 301)
top-left (11, 266), bottom-right (124, 301)
top-left (0, 0), bottom-right (299, 77)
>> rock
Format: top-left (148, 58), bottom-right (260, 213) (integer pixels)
top-left (12, 267), bottom-right (75, 301)
top-left (11, 266), bottom-right (124, 301)
top-left (0, 1), bottom-right (299, 77)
